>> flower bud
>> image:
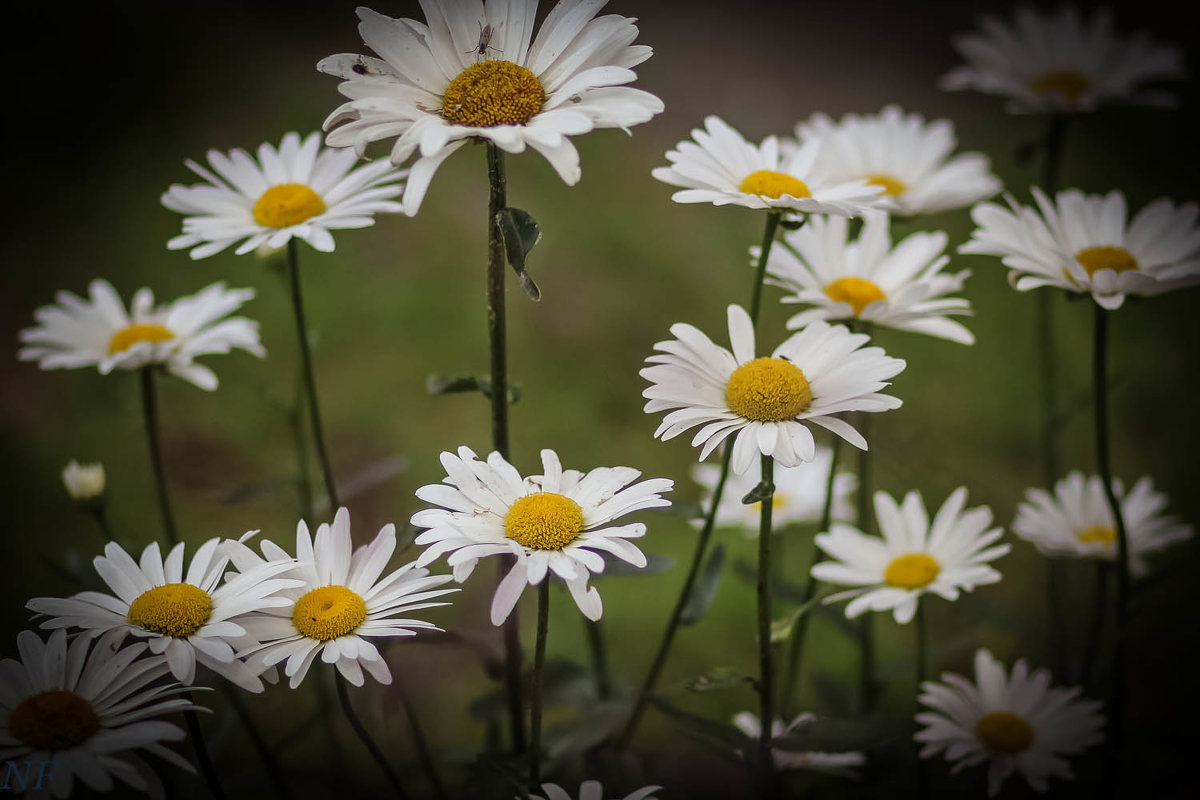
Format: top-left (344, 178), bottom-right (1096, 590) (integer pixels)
top-left (62, 460), bottom-right (105, 502)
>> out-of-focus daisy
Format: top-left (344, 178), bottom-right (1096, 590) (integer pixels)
top-left (18, 280), bottom-right (264, 391)
top-left (27, 538), bottom-right (301, 693)
top-left (652, 116), bottom-right (884, 216)
top-left (529, 781), bottom-right (661, 800)
top-left (230, 508), bottom-right (455, 689)
top-left (962, 188), bottom-right (1200, 309)
top-left (62, 460), bottom-right (105, 503)
top-left (916, 648), bottom-right (1104, 796)
top-left (641, 305), bottom-right (905, 476)
top-left (941, 6), bottom-right (1184, 114)
top-left (411, 447), bottom-right (672, 625)
top-left (1013, 471), bottom-right (1193, 577)
top-left (793, 106), bottom-right (1001, 216)
top-left (692, 445), bottom-right (856, 534)
top-left (812, 488), bottom-right (1009, 624)
top-left (0, 629), bottom-right (198, 799)
top-left (318, 2), bottom-right (663, 215)
top-left (766, 214), bottom-right (976, 345)
top-left (732, 712), bottom-right (866, 778)
top-left (162, 131), bottom-right (406, 258)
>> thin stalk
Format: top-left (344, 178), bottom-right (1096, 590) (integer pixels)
top-left (397, 678), bottom-right (449, 800)
top-left (854, 323), bottom-right (878, 714)
top-left (184, 696), bottom-right (230, 800)
top-left (336, 675), bottom-right (409, 799)
top-left (139, 368), bottom-right (178, 545)
top-left (290, 368), bottom-right (316, 521)
top-left (583, 618), bottom-right (612, 700)
top-left (86, 506), bottom-right (117, 545)
top-left (529, 581), bottom-right (551, 788)
top-left (1080, 563), bottom-right (1110, 690)
top-left (915, 604), bottom-right (929, 798)
top-left (286, 239), bottom-right (339, 510)
top-left (220, 685), bottom-right (292, 800)
top-left (755, 454), bottom-right (777, 798)
top-left (1093, 306), bottom-right (1130, 785)
top-left (748, 211), bottom-right (782, 324)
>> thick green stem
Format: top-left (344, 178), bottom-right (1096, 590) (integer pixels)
top-left (755, 454), bottom-right (777, 798)
top-left (336, 675), bottom-right (409, 799)
top-left (184, 696), bottom-right (230, 800)
top-left (139, 368), bottom-right (178, 545)
top-left (529, 581), bottom-right (550, 788)
top-left (749, 211), bottom-right (782, 325)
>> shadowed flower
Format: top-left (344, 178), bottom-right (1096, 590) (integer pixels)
top-left (529, 781), bottom-right (661, 800)
top-left (732, 712), bottom-right (867, 779)
top-left (62, 460), bottom-right (105, 503)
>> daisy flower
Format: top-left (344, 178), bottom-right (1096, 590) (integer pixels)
top-left (161, 131), bottom-right (406, 258)
top-left (18, 280), bottom-right (264, 391)
top-left (941, 5), bottom-right (1185, 114)
top-left (317, 1), bottom-right (663, 215)
top-left (765, 213), bottom-right (976, 345)
top-left (962, 188), bottom-right (1200, 309)
top-left (62, 460), bottom-right (105, 503)
top-left (1013, 471), bottom-right (1193, 577)
top-left (732, 712), bottom-right (866, 779)
top-left (0, 629), bottom-right (199, 799)
top-left (529, 781), bottom-right (661, 800)
top-left (230, 508), bottom-right (456, 689)
top-left (812, 488), bottom-right (1009, 624)
top-left (641, 305), bottom-right (905, 476)
top-left (692, 444), bottom-right (856, 534)
top-left (27, 538), bottom-right (302, 694)
top-left (792, 106), bottom-right (1001, 216)
top-left (652, 116), bottom-right (884, 216)
top-left (411, 447), bottom-right (672, 625)
top-left (916, 648), bottom-right (1104, 796)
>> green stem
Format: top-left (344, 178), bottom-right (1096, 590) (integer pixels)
top-left (286, 239), bottom-right (339, 510)
top-left (139, 367), bottom-right (178, 545)
top-left (749, 211), bottom-right (782, 325)
top-left (755, 454), bottom-right (777, 798)
top-left (853, 323), bottom-right (878, 715)
top-left (1079, 563), bottom-right (1110, 690)
top-left (184, 696), bottom-right (230, 800)
top-left (220, 685), bottom-right (292, 800)
top-left (529, 581), bottom-right (550, 788)
top-left (397, 678), bottom-right (449, 800)
top-left (290, 366), bottom-right (316, 521)
top-left (87, 505), bottom-right (117, 546)
top-left (915, 604), bottom-right (929, 798)
top-left (336, 675), bottom-right (409, 799)
top-left (584, 618), bottom-right (612, 700)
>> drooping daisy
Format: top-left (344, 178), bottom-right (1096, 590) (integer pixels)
top-left (692, 444), bottom-right (856, 534)
top-left (318, 1), bottom-right (663, 215)
top-left (18, 280), bottom-right (264, 391)
top-left (161, 131), bottom-right (406, 258)
top-left (765, 213), bottom-right (976, 345)
top-left (812, 488), bottom-right (1009, 624)
top-left (652, 116), bottom-right (884, 216)
top-left (0, 629), bottom-right (199, 799)
top-left (941, 5), bottom-right (1185, 114)
top-left (230, 508), bottom-right (456, 688)
top-left (411, 447), bottom-right (672, 624)
top-left (792, 106), bottom-right (1001, 216)
top-left (641, 305), bottom-right (905, 476)
top-left (731, 712), bottom-right (866, 779)
top-left (916, 648), bottom-right (1104, 796)
top-left (961, 188), bottom-right (1200, 309)
top-left (1013, 471), bottom-right (1193, 577)
top-left (529, 781), bottom-right (661, 800)
top-left (27, 538), bottom-right (301, 693)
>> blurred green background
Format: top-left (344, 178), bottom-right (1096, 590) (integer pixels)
top-left (1, 0), bottom-right (1197, 797)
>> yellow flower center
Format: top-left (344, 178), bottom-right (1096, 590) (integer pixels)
top-left (253, 183), bottom-right (327, 228)
top-left (739, 170), bottom-right (811, 200)
top-left (1030, 70), bottom-right (1091, 103)
top-left (884, 553), bottom-right (940, 589)
top-left (108, 323), bottom-right (174, 356)
top-left (725, 357), bottom-right (813, 422)
top-left (864, 174), bottom-right (907, 197)
top-left (127, 583), bottom-right (213, 638)
top-left (975, 711), bottom-right (1035, 755)
top-left (1077, 525), bottom-right (1116, 546)
top-left (9, 690), bottom-right (100, 751)
top-left (292, 585), bottom-right (368, 641)
top-left (824, 277), bottom-right (887, 316)
top-left (1074, 246), bottom-right (1140, 277)
top-left (442, 60), bottom-right (545, 127)
top-left (505, 492), bottom-right (586, 551)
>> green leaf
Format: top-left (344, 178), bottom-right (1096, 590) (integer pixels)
top-left (426, 374), bottom-right (520, 404)
top-left (769, 593), bottom-right (828, 644)
top-left (741, 480), bottom-right (775, 505)
top-left (650, 698), bottom-right (752, 752)
top-left (684, 666), bottom-right (756, 693)
top-left (680, 543), bottom-right (725, 626)
top-left (495, 207), bottom-right (542, 301)
top-left (667, 501), bottom-right (707, 520)
top-left (779, 217), bottom-right (807, 231)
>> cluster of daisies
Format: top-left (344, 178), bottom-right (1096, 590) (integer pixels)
top-left (7, 1), bottom-right (1198, 798)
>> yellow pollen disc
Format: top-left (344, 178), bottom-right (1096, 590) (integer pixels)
top-left (726, 357), bottom-right (813, 422)
top-left (1030, 70), bottom-right (1091, 103)
top-left (864, 174), bottom-right (908, 197)
top-left (292, 585), bottom-right (368, 641)
top-left (975, 711), bottom-right (1035, 755)
top-left (442, 60), bottom-right (545, 127)
top-left (884, 553), bottom-right (940, 589)
top-left (505, 492), bottom-right (585, 551)
top-left (739, 170), bottom-right (811, 200)
top-left (825, 277), bottom-right (887, 316)
top-left (1077, 525), bottom-right (1116, 546)
top-left (108, 323), bottom-right (174, 356)
top-left (9, 690), bottom-right (100, 750)
top-left (253, 183), bottom-right (327, 228)
top-left (1074, 246), bottom-right (1140, 278)
top-left (127, 583), bottom-right (213, 638)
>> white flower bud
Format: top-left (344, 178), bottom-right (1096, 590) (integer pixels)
top-left (62, 460), bottom-right (105, 501)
